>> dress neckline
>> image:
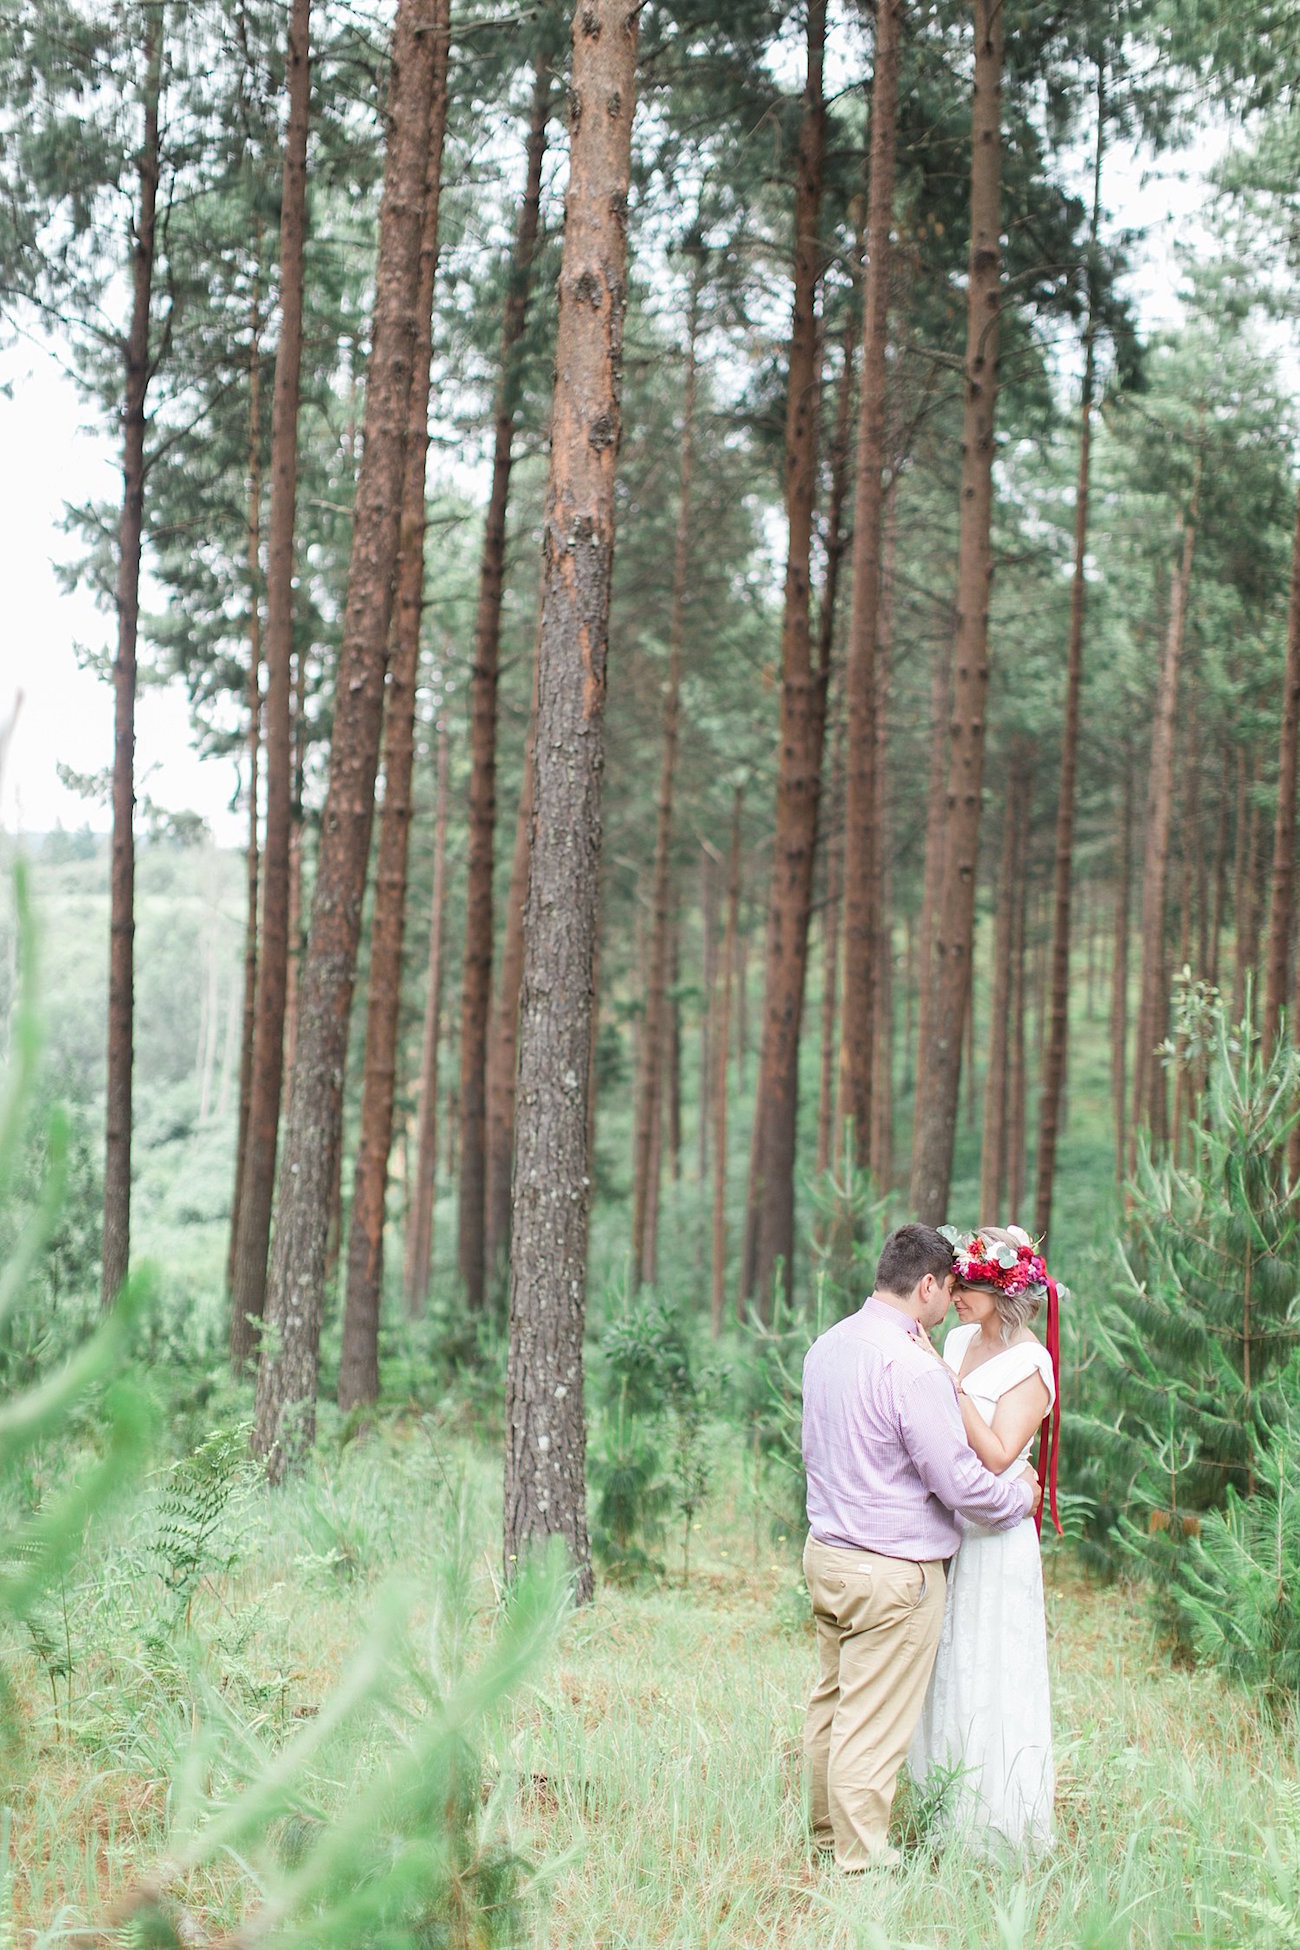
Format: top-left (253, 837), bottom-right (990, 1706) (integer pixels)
top-left (950, 1324), bottom-right (1043, 1387)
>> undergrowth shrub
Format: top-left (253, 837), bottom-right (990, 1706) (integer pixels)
top-left (152, 1419), bottom-right (255, 1623)
top-left (589, 1289), bottom-right (717, 1582)
top-left (1071, 1010), bottom-right (1300, 1602)
top-left (1, 862), bottom-right (563, 1946)
top-left (1155, 1361), bottom-right (1300, 1711)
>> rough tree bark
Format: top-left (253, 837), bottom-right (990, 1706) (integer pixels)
top-left (630, 283), bottom-right (699, 1285)
top-left (229, 0), bottom-right (312, 1366)
top-left (503, 0), bottom-right (640, 1601)
top-left (102, 13), bottom-right (162, 1309)
top-left (909, 0), bottom-right (1005, 1225)
top-left (339, 0), bottom-right (451, 1409)
top-left (404, 725), bottom-right (451, 1315)
top-left (742, 0), bottom-right (827, 1311)
top-left (838, 0), bottom-right (901, 1171)
top-left (284, 642), bottom-right (308, 1076)
top-left (1033, 68), bottom-right (1104, 1245)
top-left (226, 268), bottom-right (264, 1302)
top-left (1130, 503), bottom-right (1197, 1168)
top-left (253, 0), bottom-right (442, 1478)
top-left (1264, 478), bottom-right (1300, 1050)
top-left (457, 59), bottom-right (554, 1311)
top-left (712, 792), bottom-right (742, 1334)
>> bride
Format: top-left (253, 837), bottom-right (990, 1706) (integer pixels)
top-left (909, 1223), bottom-right (1061, 1855)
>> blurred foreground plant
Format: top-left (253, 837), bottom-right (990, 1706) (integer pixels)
top-left (72, 1527), bottom-right (567, 1949)
top-left (1, 861), bottom-right (155, 1760)
top-left (2, 863), bottom-right (565, 1945)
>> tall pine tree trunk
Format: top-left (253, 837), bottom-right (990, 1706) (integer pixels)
top-left (980, 776), bottom-right (1018, 1222)
top-left (698, 848), bottom-right (716, 1185)
top-left (1006, 853), bottom-right (1030, 1221)
top-left (229, 0), bottom-right (312, 1366)
top-left (1131, 504), bottom-right (1197, 1166)
top-left (404, 725), bottom-right (451, 1315)
top-left (642, 1005), bottom-right (665, 1286)
top-left (631, 285), bottom-right (699, 1285)
top-left (457, 60), bottom-right (553, 1311)
top-left (913, 631), bottom-right (953, 1106)
top-left (1235, 782), bottom-right (1263, 1027)
top-left (284, 642), bottom-right (308, 1076)
top-left (909, 0), bottom-right (1004, 1225)
top-left (816, 721), bottom-right (843, 1177)
top-left (502, 0), bottom-right (639, 1600)
top-left (102, 13), bottom-right (162, 1309)
top-left (667, 918), bottom-right (682, 1181)
top-left (339, 0), bottom-right (451, 1409)
top-left (712, 792), bottom-right (742, 1333)
top-left (868, 486), bottom-right (899, 1189)
top-left (1264, 476), bottom-right (1300, 1049)
top-left (807, 315), bottom-right (859, 1175)
top-left (838, 0), bottom-right (900, 1170)
top-left (484, 668), bottom-right (538, 1284)
top-left (253, 0), bottom-right (443, 1478)
top-left (1034, 69), bottom-right (1103, 1244)
top-left (742, 0), bottom-right (827, 1311)
top-left (1111, 753), bottom-right (1132, 1184)
top-left (227, 273), bottom-right (264, 1300)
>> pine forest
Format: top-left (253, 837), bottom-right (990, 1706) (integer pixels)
top-left (5, 0), bottom-right (1300, 1942)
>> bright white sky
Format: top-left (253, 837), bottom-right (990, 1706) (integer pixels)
top-left (0, 103), bottom-right (1227, 851)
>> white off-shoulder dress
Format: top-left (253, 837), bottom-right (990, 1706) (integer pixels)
top-left (908, 1321), bottom-right (1055, 1855)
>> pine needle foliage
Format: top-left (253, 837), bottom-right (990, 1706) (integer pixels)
top-left (1072, 1010), bottom-right (1300, 1583)
top-left (1162, 1368), bottom-right (1300, 1709)
top-left (589, 1291), bottom-right (716, 1583)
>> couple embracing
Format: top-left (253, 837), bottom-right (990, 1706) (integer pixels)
top-left (800, 1220), bottom-right (1061, 1868)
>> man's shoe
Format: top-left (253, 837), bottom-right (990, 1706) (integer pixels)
top-left (832, 1845), bottom-right (902, 1874)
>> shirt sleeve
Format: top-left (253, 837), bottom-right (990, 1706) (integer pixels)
top-left (896, 1365), bottom-right (1033, 1532)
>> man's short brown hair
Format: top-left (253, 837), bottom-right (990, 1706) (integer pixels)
top-left (874, 1223), bottom-right (954, 1299)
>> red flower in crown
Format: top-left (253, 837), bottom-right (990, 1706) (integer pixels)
top-left (943, 1226), bottom-right (1050, 1298)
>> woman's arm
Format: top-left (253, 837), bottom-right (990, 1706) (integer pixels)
top-left (959, 1370), bottom-right (1050, 1474)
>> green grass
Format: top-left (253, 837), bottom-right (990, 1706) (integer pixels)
top-left (7, 1413), bottom-right (1300, 1948)
top-left (7, 843), bottom-right (1267, 1945)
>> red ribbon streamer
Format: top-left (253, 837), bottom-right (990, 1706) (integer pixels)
top-left (1034, 1277), bottom-right (1062, 1537)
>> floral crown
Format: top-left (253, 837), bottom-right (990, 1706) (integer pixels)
top-left (938, 1223), bottom-right (1050, 1299)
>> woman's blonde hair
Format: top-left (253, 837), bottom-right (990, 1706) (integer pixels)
top-left (975, 1223), bottom-right (1043, 1343)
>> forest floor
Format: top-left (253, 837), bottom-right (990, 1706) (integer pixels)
top-left (8, 1413), bottom-right (1298, 1949)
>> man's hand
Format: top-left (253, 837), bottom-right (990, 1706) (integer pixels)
top-left (1019, 1465), bottom-right (1042, 1516)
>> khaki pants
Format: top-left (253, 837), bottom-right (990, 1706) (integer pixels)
top-left (802, 1535), bottom-right (946, 1869)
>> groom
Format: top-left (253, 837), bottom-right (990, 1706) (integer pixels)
top-left (800, 1222), bottom-right (1040, 1870)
